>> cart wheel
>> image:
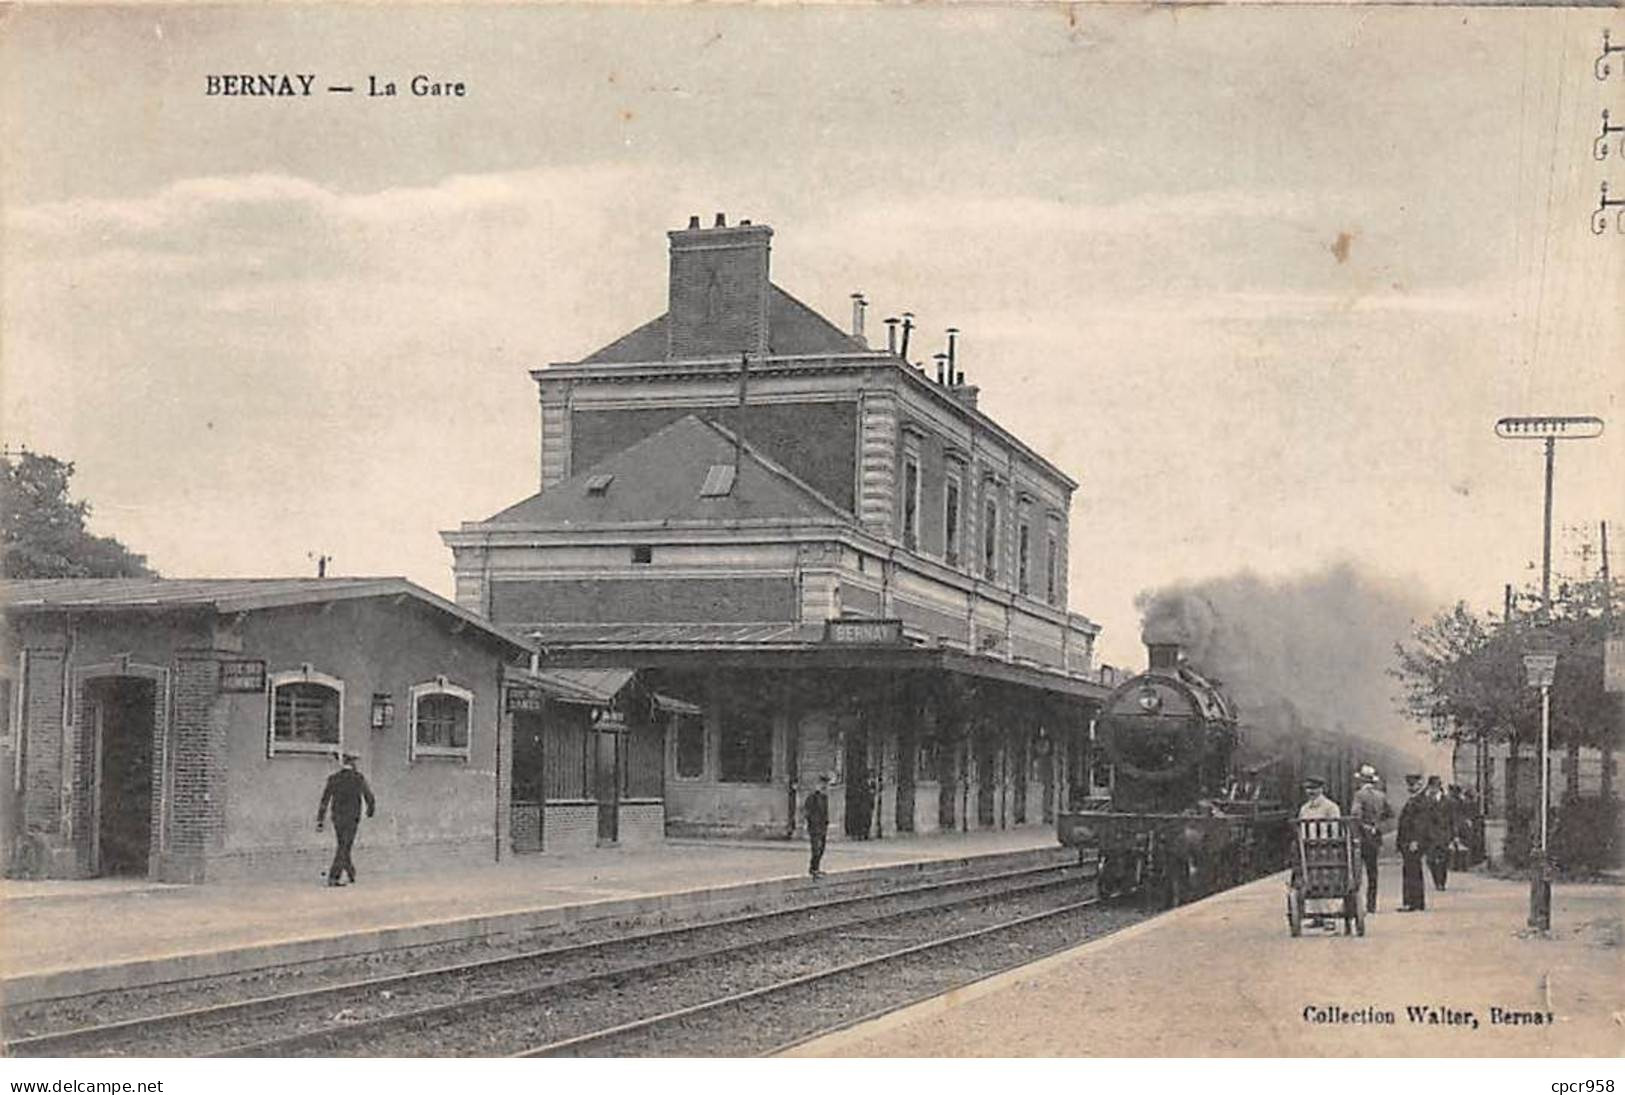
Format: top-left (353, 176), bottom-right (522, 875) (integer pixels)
top-left (1354, 901), bottom-right (1367, 937)
top-left (1287, 890), bottom-right (1303, 937)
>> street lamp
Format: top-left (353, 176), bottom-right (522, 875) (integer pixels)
top-left (1495, 414), bottom-right (1604, 932)
top-left (1522, 639), bottom-right (1558, 929)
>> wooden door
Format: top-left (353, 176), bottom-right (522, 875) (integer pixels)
top-left (595, 730), bottom-right (620, 843)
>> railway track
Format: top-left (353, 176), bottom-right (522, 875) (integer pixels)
top-left (520, 896), bottom-right (1115, 1057)
top-left (5, 858), bottom-right (1096, 1057)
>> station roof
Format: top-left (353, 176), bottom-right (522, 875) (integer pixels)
top-left (475, 414), bottom-right (851, 528)
top-left (0, 577), bottom-right (531, 655)
top-left (526, 621), bottom-right (1109, 702)
top-left (580, 285), bottom-right (864, 364)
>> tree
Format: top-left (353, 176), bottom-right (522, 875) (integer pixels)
top-left (1393, 575), bottom-right (1622, 867)
top-left (1, 451), bottom-right (156, 578)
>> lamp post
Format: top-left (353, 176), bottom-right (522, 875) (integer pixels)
top-left (1495, 415), bottom-right (1604, 931)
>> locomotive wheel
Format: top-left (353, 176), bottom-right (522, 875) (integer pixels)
top-left (1287, 889), bottom-right (1303, 937)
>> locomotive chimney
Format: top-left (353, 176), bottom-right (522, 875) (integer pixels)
top-left (1146, 642), bottom-right (1182, 672)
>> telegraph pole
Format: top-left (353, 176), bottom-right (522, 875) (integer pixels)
top-left (1496, 415), bottom-right (1604, 930)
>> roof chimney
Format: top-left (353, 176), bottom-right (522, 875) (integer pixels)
top-left (899, 312), bottom-right (914, 361)
top-left (933, 352), bottom-right (948, 385)
top-left (850, 292), bottom-right (868, 346)
top-left (884, 316), bottom-right (899, 354)
top-left (946, 327), bottom-right (959, 375)
top-left (667, 215), bottom-right (773, 359)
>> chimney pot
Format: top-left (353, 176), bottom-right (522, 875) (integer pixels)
top-left (849, 292), bottom-right (868, 344)
top-left (688, 215), bottom-right (701, 229)
top-left (884, 316), bottom-right (900, 354)
top-left (740, 219), bottom-right (752, 225)
top-left (714, 212), bottom-right (727, 228)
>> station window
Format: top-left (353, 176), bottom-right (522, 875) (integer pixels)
top-left (718, 690), bottom-right (774, 783)
top-left (269, 667), bottom-right (344, 756)
top-left (983, 498), bottom-right (999, 581)
top-left (674, 714), bottom-right (705, 779)
top-left (1018, 520), bottom-right (1032, 595)
top-left (902, 456), bottom-right (920, 550)
top-left (944, 477), bottom-right (961, 567)
top-left (631, 545), bottom-right (653, 565)
top-left (410, 678), bottom-right (473, 760)
top-left (1046, 531), bottom-right (1059, 604)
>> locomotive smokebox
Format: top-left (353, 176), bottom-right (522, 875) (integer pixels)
top-left (1146, 641), bottom-right (1182, 672)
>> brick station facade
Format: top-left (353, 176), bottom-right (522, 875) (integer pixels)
top-left (446, 215), bottom-right (1109, 840)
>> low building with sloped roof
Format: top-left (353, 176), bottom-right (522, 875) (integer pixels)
top-left (0, 578), bottom-right (676, 882)
top-left (445, 215), bottom-right (1108, 842)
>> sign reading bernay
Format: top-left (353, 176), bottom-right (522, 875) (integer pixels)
top-left (824, 619), bottom-right (905, 645)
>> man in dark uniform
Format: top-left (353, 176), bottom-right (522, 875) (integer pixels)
top-left (1396, 773), bottom-right (1431, 912)
top-left (317, 752), bottom-right (376, 887)
top-left (804, 773), bottom-right (830, 877)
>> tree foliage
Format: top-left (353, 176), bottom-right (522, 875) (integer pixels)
top-left (1, 452), bottom-right (156, 579)
top-left (1392, 576), bottom-right (1621, 753)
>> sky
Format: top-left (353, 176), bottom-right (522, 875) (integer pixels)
top-left (3, 4), bottom-right (1620, 690)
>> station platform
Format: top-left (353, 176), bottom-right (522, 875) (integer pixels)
top-left (0, 827), bottom-right (1068, 1006)
top-left (789, 859), bottom-right (1625, 1057)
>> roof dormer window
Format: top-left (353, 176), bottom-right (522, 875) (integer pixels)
top-left (585, 473), bottom-right (615, 496)
top-left (699, 464), bottom-right (737, 498)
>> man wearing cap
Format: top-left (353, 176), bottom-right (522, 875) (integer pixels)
top-left (1351, 767), bottom-right (1393, 914)
top-left (803, 774), bottom-right (831, 878)
top-left (1396, 773), bottom-right (1430, 911)
top-left (1297, 776), bottom-right (1342, 820)
top-left (317, 752), bottom-right (376, 887)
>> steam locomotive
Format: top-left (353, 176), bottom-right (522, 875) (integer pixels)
top-left (1057, 641), bottom-right (1415, 906)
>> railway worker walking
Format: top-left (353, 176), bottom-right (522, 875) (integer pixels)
top-left (1351, 766), bottom-right (1392, 915)
top-left (1396, 773), bottom-right (1431, 912)
top-left (1297, 775), bottom-right (1342, 819)
top-left (317, 752), bottom-right (376, 887)
top-left (804, 774), bottom-right (831, 878)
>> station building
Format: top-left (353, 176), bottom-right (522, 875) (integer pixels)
top-left (444, 215), bottom-right (1110, 841)
top-left (0, 578), bottom-right (677, 882)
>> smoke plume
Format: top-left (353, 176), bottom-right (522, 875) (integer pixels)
top-left (1135, 562), bottom-right (1431, 761)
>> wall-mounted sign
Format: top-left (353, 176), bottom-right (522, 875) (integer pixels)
top-left (219, 659), bottom-right (267, 692)
top-left (506, 685), bottom-right (547, 713)
top-left (824, 618), bottom-right (904, 645)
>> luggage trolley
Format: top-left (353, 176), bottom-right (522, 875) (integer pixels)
top-left (1286, 817), bottom-right (1366, 937)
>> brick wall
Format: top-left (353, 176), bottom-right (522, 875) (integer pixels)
top-left (490, 576), bottom-right (796, 625)
top-left (619, 802), bottom-right (665, 845)
top-left (162, 652), bottom-right (228, 882)
top-left (666, 222), bottom-right (772, 358)
top-left (511, 803), bottom-right (542, 853)
top-left (544, 803), bottom-right (599, 851)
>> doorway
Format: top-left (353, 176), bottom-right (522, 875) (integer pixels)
top-left (844, 724), bottom-right (872, 839)
top-left (894, 730), bottom-right (916, 834)
top-left (595, 729), bottom-right (621, 844)
top-left (89, 676), bottom-right (156, 877)
top-left (976, 732), bottom-right (997, 828)
top-left (510, 710), bottom-right (545, 853)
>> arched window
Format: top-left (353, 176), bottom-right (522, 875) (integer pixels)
top-left (268, 667), bottom-right (344, 756)
top-left (410, 678), bottom-right (473, 760)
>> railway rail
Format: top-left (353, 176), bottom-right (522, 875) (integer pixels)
top-left (5, 857), bottom-right (1099, 1058)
